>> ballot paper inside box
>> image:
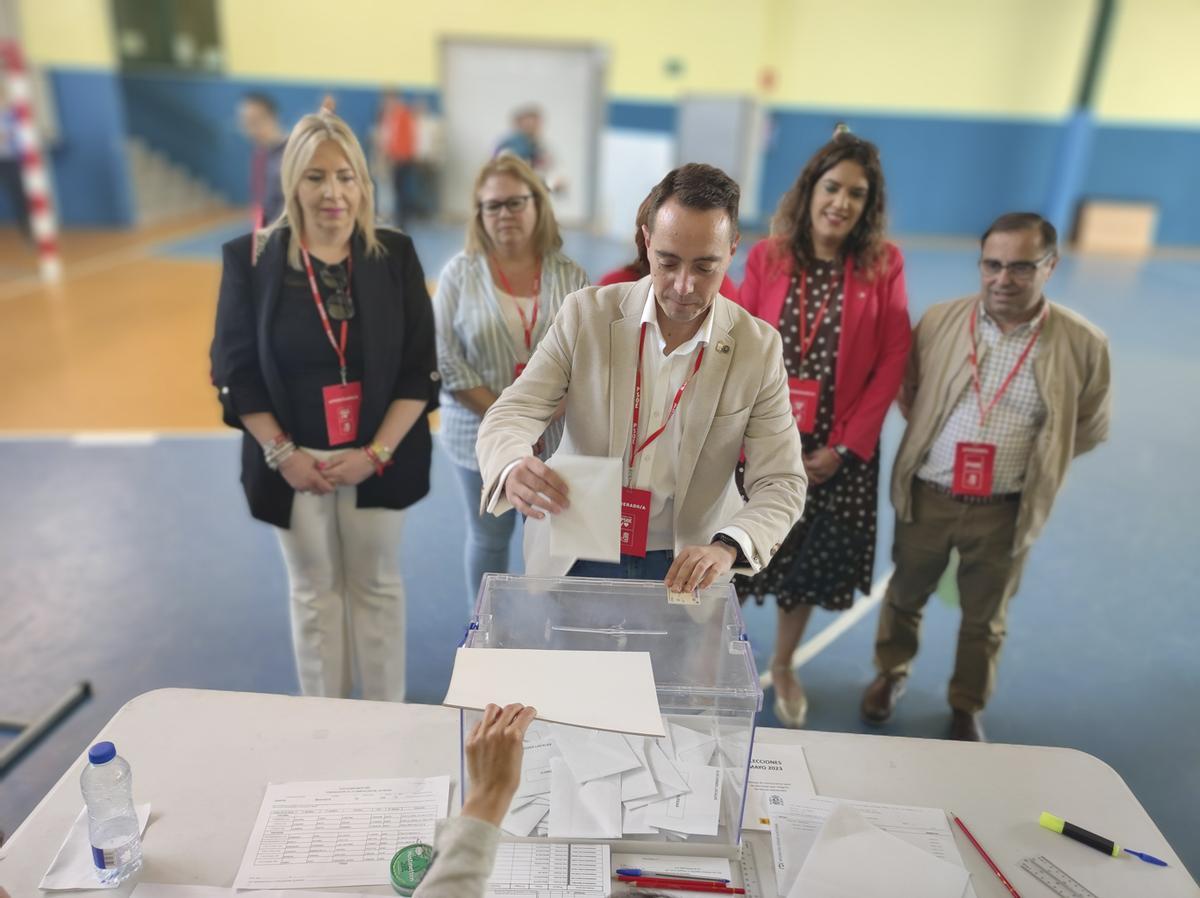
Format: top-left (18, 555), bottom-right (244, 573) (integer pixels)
top-left (460, 573), bottom-right (762, 846)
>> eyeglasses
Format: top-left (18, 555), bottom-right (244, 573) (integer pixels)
top-left (320, 264), bottom-right (355, 320)
top-left (479, 194), bottom-right (533, 216)
top-left (978, 253), bottom-right (1054, 281)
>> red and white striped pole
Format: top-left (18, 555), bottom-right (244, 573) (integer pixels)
top-left (1, 39), bottom-right (61, 282)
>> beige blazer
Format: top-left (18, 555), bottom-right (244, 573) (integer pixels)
top-left (476, 277), bottom-right (807, 577)
top-left (893, 295), bottom-right (1112, 554)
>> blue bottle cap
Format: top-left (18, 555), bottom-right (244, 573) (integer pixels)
top-left (88, 741), bottom-right (116, 764)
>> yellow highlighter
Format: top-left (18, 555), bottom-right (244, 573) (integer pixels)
top-left (1039, 812), bottom-right (1167, 866)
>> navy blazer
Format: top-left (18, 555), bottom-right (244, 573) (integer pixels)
top-left (210, 225), bottom-right (440, 528)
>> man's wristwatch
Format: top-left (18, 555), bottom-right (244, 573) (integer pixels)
top-left (710, 533), bottom-right (747, 565)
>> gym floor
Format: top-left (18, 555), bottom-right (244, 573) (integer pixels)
top-left (0, 217), bottom-right (1196, 876)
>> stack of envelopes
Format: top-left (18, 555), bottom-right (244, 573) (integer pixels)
top-left (502, 716), bottom-right (725, 840)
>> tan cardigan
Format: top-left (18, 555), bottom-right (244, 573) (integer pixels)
top-left (892, 295), bottom-right (1112, 555)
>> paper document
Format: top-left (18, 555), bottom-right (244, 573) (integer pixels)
top-left (547, 454), bottom-right (622, 562)
top-left (742, 742), bottom-right (816, 831)
top-left (232, 777), bottom-right (449, 890)
top-left (486, 842), bottom-right (611, 894)
top-left (444, 647), bottom-right (665, 737)
top-left (132, 887), bottom-right (373, 898)
top-left (787, 803), bottom-right (970, 898)
top-left (769, 796), bottom-right (968, 895)
top-left (40, 803), bottom-right (151, 891)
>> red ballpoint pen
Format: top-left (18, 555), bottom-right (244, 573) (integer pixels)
top-left (617, 875), bottom-right (745, 894)
top-left (952, 812), bottom-right (1023, 898)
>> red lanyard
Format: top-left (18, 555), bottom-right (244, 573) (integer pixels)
top-left (491, 257), bottom-right (542, 351)
top-left (968, 304), bottom-right (1044, 428)
top-left (627, 322), bottom-right (705, 483)
top-left (300, 245), bottom-right (353, 384)
top-left (796, 269), bottom-right (835, 362)
top-left (251, 149), bottom-right (267, 230)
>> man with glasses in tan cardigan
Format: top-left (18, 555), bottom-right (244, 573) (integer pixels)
top-left (862, 212), bottom-right (1112, 742)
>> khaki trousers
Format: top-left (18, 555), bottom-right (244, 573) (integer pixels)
top-left (874, 480), bottom-right (1029, 713)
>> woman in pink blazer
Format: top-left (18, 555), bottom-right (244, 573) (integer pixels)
top-left (736, 132), bottom-right (911, 727)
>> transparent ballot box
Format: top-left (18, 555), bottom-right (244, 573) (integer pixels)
top-left (460, 573), bottom-right (762, 846)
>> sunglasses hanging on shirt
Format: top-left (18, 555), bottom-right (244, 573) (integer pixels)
top-left (319, 263), bottom-right (355, 321)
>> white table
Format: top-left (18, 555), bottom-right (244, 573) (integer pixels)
top-left (0, 688), bottom-right (1193, 897)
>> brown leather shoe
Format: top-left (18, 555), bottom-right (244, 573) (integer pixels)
top-left (949, 709), bottom-right (986, 742)
top-left (861, 673), bottom-right (907, 724)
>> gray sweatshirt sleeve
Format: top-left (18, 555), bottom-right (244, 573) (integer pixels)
top-left (412, 815), bottom-right (500, 898)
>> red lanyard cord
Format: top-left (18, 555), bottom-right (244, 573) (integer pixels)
top-left (300, 245), bottom-right (353, 384)
top-left (968, 304), bottom-right (1044, 428)
top-left (627, 322), bottom-right (705, 484)
top-left (491, 257), bottom-right (542, 351)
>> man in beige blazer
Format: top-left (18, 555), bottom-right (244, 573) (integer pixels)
top-left (862, 212), bottom-right (1112, 742)
top-left (476, 164), bottom-right (806, 592)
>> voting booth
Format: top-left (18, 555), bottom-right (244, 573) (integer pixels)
top-left (459, 574), bottom-right (762, 846)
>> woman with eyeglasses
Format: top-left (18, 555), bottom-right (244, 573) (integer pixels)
top-left (210, 110), bottom-right (439, 702)
top-left (734, 132), bottom-right (911, 727)
top-left (433, 154), bottom-right (587, 609)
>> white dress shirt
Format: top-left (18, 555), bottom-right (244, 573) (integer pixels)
top-left (493, 287), bottom-right (753, 563)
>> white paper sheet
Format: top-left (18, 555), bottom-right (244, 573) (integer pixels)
top-left (611, 852), bottom-right (733, 882)
top-left (548, 758), bottom-right (622, 839)
top-left (643, 764), bottom-right (721, 837)
top-left (132, 887), bottom-right (373, 898)
top-left (639, 740), bottom-right (690, 804)
top-left (742, 742), bottom-right (816, 831)
top-left (622, 802), bottom-right (659, 835)
top-left (555, 727), bottom-right (643, 783)
top-left (787, 803), bottom-right (970, 898)
top-left (769, 796), bottom-right (968, 895)
top-left (232, 777), bottom-right (449, 890)
top-left (444, 648), bottom-right (666, 737)
top-left (486, 842), bottom-right (610, 894)
top-left (547, 454), bottom-right (622, 562)
top-left (40, 803), bottom-right (151, 891)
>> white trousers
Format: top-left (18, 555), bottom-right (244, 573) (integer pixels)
top-left (275, 448), bottom-right (407, 701)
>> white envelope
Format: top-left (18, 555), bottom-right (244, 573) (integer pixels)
top-left (670, 721), bottom-right (718, 766)
top-left (548, 757), bottom-right (622, 839)
top-left (547, 454), bottom-right (622, 562)
top-left (643, 764), bottom-right (722, 836)
top-left (620, 736), bottom-right (659, 802)
top-left (502, 797), bottom-right (550, 837)
top-left (788, 803), bottom-right (970, 898)
top-left (555, 726), bottom-right (643, 783)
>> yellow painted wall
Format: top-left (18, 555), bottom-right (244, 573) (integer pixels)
top-left (18, 0), bottom-right (115, 68)
top-left (767, 0), bottom-right (1095, 117)
top-left (1095, 0), bottom-right (1200, 123)
top-left (219, 0), bottom-right (768, 99)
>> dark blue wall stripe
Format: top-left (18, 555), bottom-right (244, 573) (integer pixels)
top-left (0, 69), bottom-right (135, 227)
top-left (7, 67), bottom-right (1200, 244)
top-left (607, 100), bottom-right (675, 133)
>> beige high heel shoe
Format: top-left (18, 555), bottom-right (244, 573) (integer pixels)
top-left (770, 661), bottom-right (808, 728)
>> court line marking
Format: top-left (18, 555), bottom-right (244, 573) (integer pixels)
top-left (758, 571), bottom-right (891, 689)
top-left (0, 213), bottom-right (243, 303)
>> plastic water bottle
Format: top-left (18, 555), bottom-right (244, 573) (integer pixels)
top-left (79, 741), bottom-right (143, 885)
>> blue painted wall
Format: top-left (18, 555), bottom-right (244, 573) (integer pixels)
top-left (0, 69), bottom-right (135, 227)
top-left (7, 67), bottom-right (1200, 245)
top-left (120, 74), bottom-right (436, 205)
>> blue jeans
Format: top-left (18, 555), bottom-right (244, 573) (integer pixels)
top-left (453, 464), bottom-right (517, 610)
top-left (568, 551), bottom-right (674, 581)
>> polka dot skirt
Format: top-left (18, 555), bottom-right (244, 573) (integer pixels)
top-left (735, 259), bottom-right (879, 612)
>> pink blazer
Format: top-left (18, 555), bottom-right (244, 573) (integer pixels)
top-left (737, 238), bottom-right (911, 460)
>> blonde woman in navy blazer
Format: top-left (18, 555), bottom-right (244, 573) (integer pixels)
top-left (211, 111), bottom-right (438, 702)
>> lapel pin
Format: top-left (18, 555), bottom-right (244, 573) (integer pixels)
top-left (716, 342), bottom-right (730, 354)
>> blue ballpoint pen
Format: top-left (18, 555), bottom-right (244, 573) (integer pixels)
top-left (615, 868), bottom-right (730, 883)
